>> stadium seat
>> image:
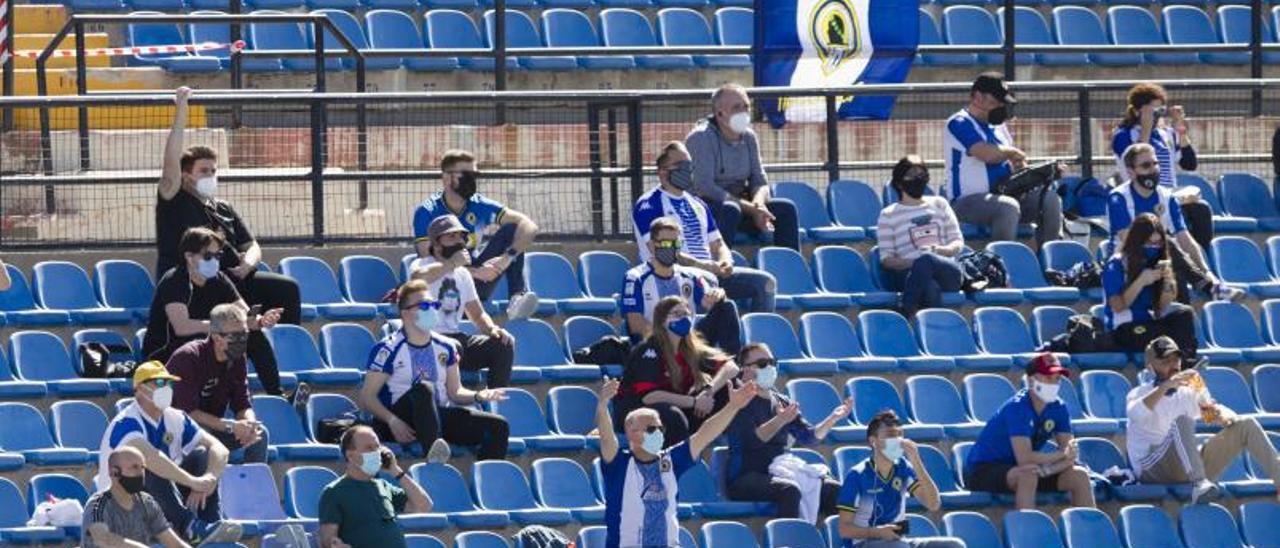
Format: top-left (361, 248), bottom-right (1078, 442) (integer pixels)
top-left (863, 248), bottom-right (969, 309)
top-left (1240, 501), bottom-right (1280, 548)
top-left (919, 8), bottom-right (976, 65)
top-left (1267, 237), bottom-right (1280, 278)
top-left (1057, 377), bottom-right (1121, 435)
top-left (1119, 504), bottom-right (1185, 548)
top-left (1164, 6), bottom-right (1248, 65)
top-left (784, 378), bottom-right (864, 442)
top-left (915, 309), bottom-right (1013, 371)
top-left (713, 7), bottom-right (752, 50)
top-left (542, 9), bottom-right (635, 70)
top-left (962, 373), bottom-right (1019, 422)
top-left (426, 10), bottom-right (516, 71)
top-left (757, 248), bottom-right (851, 311)
top-left (943, 6), bottom-right (1004, 65)
top-left (1108, 6), bottom-right (1198, 65)
top-left (508, 319), bottom-right (596, 381)
top-left (577, 251), bottom-right (630, 300)
top-left (0, 403), bottom-right (90, 466)
top-left (545, 386), bottom-right (601, 442)
top-left (1040, 240), bottom-right (1104, 299)
top-left (1028, 305), bottom-right (1127, 368)
top-left (798, 312), bottom-right (897, 373)
top-left (524, 252), bottom-right (615, 315)
top-left (701, 521), bottom-right (759, 548)
top-left (743, 314), bottom-right (839, 375)
top-left (490, 388), bottom-right (586, 452)
top-left (973, 306), bottom-right (1075, 367)
top-left (916, 444), bottom-right (992, 508)
top-left (412, 462), bottom-right (512, 528)
top-left (407, 536), bottom-right (447, 548)
top-left (1202, 366), bottom-right (1280, 429)
top-left (530, 458), bottom-right (605, 522)
top-left (249, 11), bottom-right (336, 71)
top-left (1179, 503), bottom-right (1246, 548)
top-left (1253, 364), bottom-right (1280, 415)
top-left (1192, 311), bottom-right (1245, 366)
top-left (454, 531), bottom-right (509, 548)
top-left (220, 464), bottom-right (314, 534)
top-left (905, 375), bottom-right (984, 439)
top-left (1213, 443), bottom-right (1273, 497)
top-left (338, 255), bottom-right (399, 315)
top-left (986, 242), bottom-right (1080, 303)
top-left (1220, 172), bottom-right (1280, 230)
top-left (944, 512), bottom-right (1002, 548)
top-left (0, 347), bottom-right (46, 400)
top-left (773, 182), bottom-right (865, 243)
top-left (361, 0), bottom-right (416, 13)
top-left (318, 322), bottom-right (377, 371)
top-left (31, 261), bottom-right (131, 325)
top-left (1075, 438), bottom-right (1169, 501)
top-left (280, 257), bottom-right (378, 320)
top-left (1178, 173), bottom-right (1257, 233)
top-left (283, 466), bottom-right (338, 519)
top-left (253, 395), bottom-right (341, 461)
top-left (1060, 507), bottom-right (1122, 548)
top-left (1079, 370), bottom-right (1131, 426)
top-left (1211, 237), bottom-right (1280, 297)
top-left (473, 461), bottom-right (573, 526)
top-left (1000, 6), bottom-right (1086, 65)
top-left (824, 180), bottom-right (881, 236)
top-left (424, 0), bottom-right (478, 8)
top-left (188, 11), bottom-right (285, 71)
top-left (0, 477), bottom-right (64, 544)
top-left (49, 400), bottom-right (108, 459)
top-left (678, 462), bottom-right (761, 518)
top-left (9, 331), bottom-right (111, 396)
top-left (482, 10), bottom-right (578, 70)
top-left (1004, 510), bottom-right (1064, 548)
top-left (93, 260), bottom-right (154, 320)
top-left (128, 13), bottom-right (223, 72)
top-left (578, 526), bottom-right (606, 548)
top-left (858, 310), bottom-right (955, 372)
top-left (599, 8), bottom-right (695, 69)
top-left (656, 8), bottom-right (748, 68)
top-left (365, 10), bottom-right (453, 71)
top-left (1219, 6), bottom-right (1280, 64)
top-left (764, 519), bottom-right (823, 548)
top-left (562, 316), bottom-right (621, 378)
top-left (847, 377), bottom-right (944, 441)
top-left (26, 473), bottom-right (89, 519)
top-left (0, 265), bottom-right (67, 326)
top-left (71, 329), bottom-right (136, 394)
top-left (267, 325), bottom-right (362, 386)
top-left (304, 393), bottom-right (355, 447)
top-left (811, 247), bottom-right (898, 307)
top-left (1203, 301), bottom-right (1280, 361)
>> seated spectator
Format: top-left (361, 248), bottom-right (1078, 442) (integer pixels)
top-left (319, 425), bottom-right (433, 548)
top-left (96, 362), bottom-right (240, 544)
top-left (141, 228), bottom-right (285, 395)
top-left (614, 296), bottom-right (740, 448)
top-left (1102, 213), bottom-right (1199, 363)
top-left (837, 411), bottom-right (961, 548)
top-left (686, 85), bottom-right (800, 251)
top-left (964, 354), bottom-right (1095, 510)
top-left (635, 141), bottom-right (777, 313)
top-left (165, 303), bottom-right (269, 465)
top-left (623, 216), bottom-right (740, 354)
top-left (944, 72), bottom-right (1061, 245)
top-left (597, 377), bottom-right (756, 548)
top-left (409, 215), bottom-right (516, 388)
top-left (877, 156), bottom-right (965, 318)
top-left (360, 280), bottom-right (510, 461)
top-left (1109, 143), bottom-right (1240, 303)
top-left (83, 446), bottom-right (191, 548)
top-left (725, 343), bottom-right (845, 521)
top-left (1126, 336), bottom-right (1280, 504)
top-left (412, 149), bottom-right (540, 320)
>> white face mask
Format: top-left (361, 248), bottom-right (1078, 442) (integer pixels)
top-left (195, 176), bottom-right (217, 198)
top-left (641, 429), bottom-right (664, 455)
top-left (151, 385), bottom-right (174, 411)
top-left (728, 112), bottom-right (751, 134)
top-left (359, 450), bottom-right (382, 476)
top-left (880, 437), bottom-right (904, 462)
top-left (1032, 379), bottom-right (1061, 404)
top-left (754, 366), bottom-right (777, 391)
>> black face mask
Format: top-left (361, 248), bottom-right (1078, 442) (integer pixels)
top-left (987, 105), bottom-right (1009, 125)
top-left (223, 331), bottom-right (249, 362)
top-left (1135, 172), bottom-right (1160, 191)
top-left (898, 173), bottom-right (930, 200)
top-left (454, 172), bottom-right (478, 200)
top-left (440, 242), bottom-right (467, 260)
top-left (118, 472), bottom-right (145, 494)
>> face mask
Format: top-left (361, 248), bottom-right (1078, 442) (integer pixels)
top-left (899, 173), bottom-right (930, 200)
top-left (151, 385), bottom-right (174, 411)
top-left (1143, 245), bottom-right (1163, 261)
top-left (197, 256), bottom-right (220, 279)
top-left (641, 429), bottom-right (665, 454)
top-left (754, 366), bottom-right (777, 390)
top-left (118, 473), bottom-right (146, 494)
top-left (195, 176), bottom-right (217, 198)
top-left (880, 437), bottom-right (905, 462)
top-left (359, 450), bottom-right (382, 476)
top-left (414, 307), bottom-right (440, 333)
top-left (223, 332), bottom-right (248, 362)
top-left (987, 106), bottom-right (1009, 126)
top-left (728, 112), bottom-right (751, 134)
top-left (440, 242), bottom-right (467, 260)
top-left (1135, 172), bottom-right (1160, 191)
top-left (1032, 380), bottom-right (1060, 404)
top-left (654, 246), bottom-right (679, 267)
top-left (667, 316), bottom-right (693, 338)
top-left (668, 161), bottom-right (695, 191)
top-left (454, 172), bottom-right (477, 200)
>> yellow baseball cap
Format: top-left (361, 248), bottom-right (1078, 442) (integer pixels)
top-left (132, 360), bottom-right (181, 387)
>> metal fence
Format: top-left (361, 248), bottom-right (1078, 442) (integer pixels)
top-left (1, 78), bottom-right (1278, 249)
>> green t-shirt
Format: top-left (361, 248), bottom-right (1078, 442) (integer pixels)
top-left (318, 475), bottom-right (409, 548)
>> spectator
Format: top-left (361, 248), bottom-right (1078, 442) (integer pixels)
top-left (877, 156), bottom-right (965, 318)
top-left (95, 362), bottom-right (240, 544)
top-left (141, 228), bottom-right (285, 396)
top-left (685, 84), bottom-right (800, 251)
top-left (725, 343), bottom-right (846, 521)
top-left (635, 141), bottom-right (777, 313)
top-left (964, 354), bottom-right (1095, 510)
top-left (623, 216), bottom-right (741, 354)
top-left (409, 215), bottom-right (516, 388)
top-left (597, 377), bottom-right (757, 548)
top-left (1110, 144), bottom-right (1240, 304)
top-left (360, 280), bottom-right (510, 461)
top-left (1102, 213), bottom-right (1200, 363)
top-left (837, 411), bottom-right (961, 548)
top-left (156, 87), bottom-right (302, 342)
top-left (943, 72), bottom-right (1062, 245)
top-left (412, 149), bottom-right (540, 320)
top-left (1112, 83), bottom-right (1214, 251)
top-left (614, 296), bottom-right (741, 447)
top-left (83, 446), bottom-right (192, 548)
top-left (1126, 336), bottom-right (1280, 504)
top-left (318, 425), bottom-right (433, 548)
top-left (165, 303), bottom-right (269, 465)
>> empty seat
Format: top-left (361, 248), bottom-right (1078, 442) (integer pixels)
top-left (1108, 6), bottom-right (1198, 65)
top-left (599, 9), bottom-right (694, 68)
top-left (365, 10), bottom-right (451, 72)
top-left (426, 10), bottom-right (516, 71)
top-left (1029, 305), bottom-right (1127, 368)
top-left (1240, 501), bottom-right (1280, 548)
top-left (220, 464), bottom-right (314, 533)
top-left (280, 257), bottom-right (378, 320)
top-left (1079, 370), bottom-right (1131, 426)
top-left (577, 251), bottom-right (630, 300)
top-left (764, 519), bottom-right (823, 548)
top-left (773, 182), bottom-right (865, 243)
top-left (411, 463), bottom-right (511, 528)
top-left (915, 309), bottom-right (1013, 371)
top-left (1203, 301), bottom-right (1280, 361)
top-left (249, 11), bottom-right (334, 71)
top-left (1119, 504), bottom-right (1185, 548)
top-left (858, 310), bottom-right (954, 372)
top-left (0, 403), bottom-right (90, 466)
top-left (128, 13), bottom-right (223, 72)
top-left (943, 6), bottom-right (1004, 65)
top-left (530, 458), bottom-right (605, 522)
top-left (713, 8), bottom-right (752, 49)
top-left (545, 386), bottom-right (602, 442)
top-left (743, 314), bottom-right (839, 376)
top-left (267, 325), bottom-right (362, 386)
top-left (919, 8), bottom-right (976, 65)
top-left (49, 400), bottom-right (109, 458)
top-left (0, 347), bottom-right (46, 400)
top-left (283, 466), bottom-right (337, 519)
top-left (1004, 510), bottom-right (1064, 548)
top-left (508, 319), bottom-right (596, 381)
top-left (701, 521), bottom-right (759, 548)
top-left (973, 306), bottom-right (1075, 368)
top-left (905, 375), bottom-right (984, 439)
top-left (473, 460), bottom-right (573, 525)
top-left (1212, 236), bottom-right (1280, 297)
top-left (1164, 6), bottom-right (1248, 65)
top-left (1001, 6), bottom-right (1085, 65)
top-left (0, 477), bottom-right (64, 544)
top-left (916, 444), bottom-right (992, 508)
top-left (524, 252), bottom-right (616, 315)
top-left (9, 330), bottom-right (111, 396)
top-left (1179, 503), bottom-right (1246, 548)
top-left (1220, 173), bottom-right (1280, 230)
top-left (848, 377), bottom-right (944, 441)
top-left (784, 379), bottom-right (863, 443)
top-left (1057, 377), bottom-right (1121, 436)
top-left (757, 248), bottom-right (851, 311)
top-left (1202, 366), bottom-right (1280, 429)
top-left (678, 461), bottom-right (760, 518)
top-left (1253, 363), bottom-right (1280, 413)
top-left (318, 322), bottom-right (377, 371)
top-left (253, 395), bottom-right (341, 461)
top-left (483, 10), bottom-right (578, 70)
top-left (543, 9), bottom-right (635, 69)
top-left (962, 373), bottom-right (1019, 423)
top-left (93, 260), bottom-right (155, 320)
top-left (490, 388), bottom-right (586, 451)
top-left (338, 255), bottom-right (400, 314)
top-left (825, 180), bottom-right (881, 236)
top-left (1075, 437), bottom-right (1168, 501)
top-left (986, 242), bottom-right (1080, 303)
top-left (656, 8), bottom-right (749, 68)
top-left (798, 312), bottom-right (896, 373)
top-left (1176, 173), bottom-right (1258, 233)
top-left (0, 264), bottom-right (68, 326)
top-left (1218, 6), bottom-right (1280, 64)
top-left (32, 261), bottom-right (131, 325)
top-left (944, 511), bottom-right (1002, 548)
top-left (810, 247), bottom-right (897, 307)
top-left (188, 10), bottom-right (285, 71)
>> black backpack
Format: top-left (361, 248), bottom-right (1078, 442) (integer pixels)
top-left (1045, 261), bottom-right (1103, 290)
top-left (956, 250), bottom-right (1008, 293)
top-left (514, 525), bottom-right (572, 548)
top-left (1042, 314), bottom-right (1117, 354)
top-left (79, 342), bottom-right (139, 379)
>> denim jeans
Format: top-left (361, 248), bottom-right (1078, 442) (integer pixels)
top-left (210, 427), bottom-right (270, 464)
top-left (472, 222), bottom-right (527, 300)
top-left (708, 198), bottom-right (801, 251)
top-left (718, 267), bottom-right (776, 313)
top-left (144, 446), bottom-right (219, 538)
top-left (696, 298), bottom-right (742, 355)
top-left (885, 253), bottom-right (963, 317)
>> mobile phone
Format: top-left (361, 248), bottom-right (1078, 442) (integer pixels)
top-left (1157, 260), bottom-right (1171, 269)
top-left (380, 447), bottom-right (393, 469)
top-left (895, 520), bottom-right (910, 535)
top-left (249, 304), bottom-right (263, 316)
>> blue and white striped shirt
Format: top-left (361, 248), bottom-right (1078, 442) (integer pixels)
top-left (633, 186), bottom-right (722, 262)
top-left (1112, 124), bottom-right (1182, 188)
top-left (943, 108), bottom-right (1014, 201)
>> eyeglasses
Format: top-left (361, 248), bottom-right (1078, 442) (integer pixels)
top-left (644, 425), bottom-right (665, 435)
top-left (403, 300), bottom-right (443, 312)
top-left (1135, 161), bottom-right (1157, 170)
top-left (746, 358), bottom-right (777, 369)
top-left (151, 379), bottom-right (173, 388)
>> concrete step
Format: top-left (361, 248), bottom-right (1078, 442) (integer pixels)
top-left (13, 33), bottom-right (113, 69)
top-left (9, 68), bottom-right (207, 130)
top-left (13, 4), bottom-right (70, 35)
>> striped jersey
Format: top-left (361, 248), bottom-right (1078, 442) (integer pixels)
top-left (96, 402), bottom-right (202, 492)
top-left (633, 186), bottom-right (721, 262)
top-left (366, 329), bottom-right (461, 409)
top-left (620, 263), bottom-right (707, 326)
top-left (602, 441), bottom-right (695, 548)
top-left (875, 196), bottom-right (964, 262)
top-left (943, 108), bottom-right (1014, 200)
top-left (1107, 181), bottom-right (1185, 242)
top-left (1112, 124), bottom-right (1182, 188)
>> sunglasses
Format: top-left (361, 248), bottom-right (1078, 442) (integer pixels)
top-left (1135, 161), bottom-right (1157, 170)
top-left (151, 379), bottom-right (173, 388)
top-left (403, 300), bottom-right (443, 312)
top-left (747, 358), bottom-right (777, 369)
top-left (644, 425), bottom-right (665, 435)
top-left (655, 240), bottom-right (680, 249)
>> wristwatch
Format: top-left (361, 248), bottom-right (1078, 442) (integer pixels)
top-left (506, 248), bottom-right (519, 258)
top-left (394, 471), bottom-right (407, 481)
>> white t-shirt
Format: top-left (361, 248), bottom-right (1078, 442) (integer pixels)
top-left (1125, 382), bottom-right (1200, 476)
top-left (409, 257), bottom-right (480, 334)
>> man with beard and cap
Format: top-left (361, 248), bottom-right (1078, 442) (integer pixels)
top-left (412, 149), bottom-right (540, 320)
top-left (876, 155), bottom-right (965, 318)
top-left (83, 446), bottom-right (189, 548)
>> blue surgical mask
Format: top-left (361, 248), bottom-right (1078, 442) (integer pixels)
top-left (197, 257), bottom-right (220, 279)
top-left (667, 316), bottom-right (693, 338)
top-left (754, 366), bottom-right (778, 391)
top-left (1143, 245), bottom-right (1163, 260)
top-left (359, 450), bottom-right (381, 476)
top-left (414, 307), bottom-right (440, 333)
top-left (641, 429), bottom-right (665, 454)
top-left (880, 437), bottom-right (904, 462)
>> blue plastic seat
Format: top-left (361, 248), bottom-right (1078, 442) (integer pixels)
top-left (0, 403), bottom-right (89, 466)
top-left (905, 375), bottom-right (984, 439)
top-left (525, 252), bottom-right (615, 315)
top-left (1203, 301), bottom-right (1280, 361)
top-left (919, 8), bottom-right (975, 65)
top-left (1220, 172), bottom-right (1280, 231)
top-left (125, 0), bottom-right (184, 10)
top-left (472, 461), bottom-right (572, 526)
top-left (318, 322), bottom-right (376, 371)
top-left (220, 464), bottom-right (315, 534)
top-left (847, 377), bottom-right (944, 441)
top-left (337, 255), bottom-right (399, 316)
top-left (858, 310), bottom-right (954, 372)
top-left (426, 10), bottom-right (516, 71)
top-left (943, 6), bottom-right (1004, 65)
top-left (1004, 510), bottom-right (1064, 548)
top-left (599, 8), bottom-right (693, 68)
top-left (32, 261), bottom-right (131, 325)
top-left (1219, 6), bottom-right (1280, 64)
top-left (561, 316), bottom-right (620, 378)
top-left (27, 473), bottom-right (89, 518)
top-left (973, 306), bottom-right (1073, 367)
top-left (713, 7), bottom-right (752, 50)
top-left (530, 458), bottom-right (605, 523)
top-left (1001, 6), bottom-right (1085, 65)
top-left (0, 265), bottom-right (65, 326)
top-left (1040, 240), bottom-right (1104, 299)
top-left (455, 531), bottom-right (510, 548)
top-left (798, 312), bottom-right (896, 373)
top-left (764, 519), bottom-right (822, 548)
top-left (128, 13), bottom-right (223, 72)
top-left (253, 395), bottom-right (341, 461)
top-left (944, 512), bottom-right (1002, 548)
top-left (0, 347), bottom-right (46, 400)
top-left (1079, 370), bottom-right (1131, 426)
top-left (0, 478), bottom-right (64, 544)
top-left (1179, 173), bottom-right (1257, 233)
top-left (93, 260), bottom-right (154, 320)
top-left (187, 10), bottom-right (284, 71)
top-left (361, 0), bottom-right (416, 11)
top-left (679, 461), bottom-right (760, 518)
top-left (833, 446), bottom-right (872, 479)
top-left (825, 180), bottom-right (881, 236)
top-left (773, 182), bottom-right (864, 243)
top-left (245, 0), bottom-right (303, 10)
top-left (64, 0), bottom-right (127, 11)
top-left (71, 329), bottom-right (136, 394)
top-left (249, 11), bottom-right (335, 71)
top-left (784, 379), bottom-right (864, 443)
top-left (986, 242), bottom-right (1080, 303)
top-left (1212, 236), bottom-right (1280, 297)
top-left (1108, 6), bottom-right (1197, 64)
top-left (545, 386), bottom-right (601, 444)
top-left (414, 462), bottom-right (513, 528)
top-left (365, 10), bottom-right (448, 72)
top-left (49, 400), bottom-right (109, 459)
top-left (1075, 438), bottom-right (1169, 500)
top-left (1119, 504), bottom-right (1185, 548)
top-left (9, 331), bottom-right (110, 396)
top-left (743, 314), bottom-right (838, 376)
top-left (1179, 503), bottom-right (1245, 548)
top-left (1029, 305), bottom-right (1126, 368)
top-left (1202, 366), bottom-right (1280, 429)
top-left (1056, 377), bottom-right (1120, 436)
top-left (756, 248), bottom-right (850, 311)
top-left (577, 251), bottom-right (629, 300)
top-left (1253, 363), bottom-right (1280, 415)
top-left (578, 526), bottom-right (606, 548)
top-left (482, 10), bottom-right (577, 70)
top-left (915, 309), bottom-right (1013, 371)
top-left (542, 9), bottom-right (635, 69)
top-left (280, 256), bottom-right (378, 320)
top-left (962, 373), bottom-right (1019, 423)
top-left (1164, 6), bottom-right (1248, 65)
top-left (916, 444), bottom-right (991, 508)
top-left (509, 319), bottom-right (595, 381)
top-left (1240, 501), bottom-right (1280, 548)
top-left (702, 521), bottom-right (759, 548)
top-left (490, 388), bottom-right (586, 452)
top-left (283, 466), bottom-right (338, 519)
top-left (811, 246), bottom-right (897, 307)
top-left (267, 324), bottom-right (361, 386)
top-left (655, 8), bottom-right (746, 67)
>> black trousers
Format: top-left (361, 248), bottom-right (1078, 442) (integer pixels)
top-left (1168, 237), bottom-right (1216, 304)
top-left (1181, 200), bottom-right (1215, 253)
top-left (614, 385), bottom-right (729, 449)
top-left (726, 471), bottom-right (840, 519)
top-left (371, 383), bottom-right (510, 460)
top-left (236, 270), bottom-right (303, 325)
top-left (1113, 303), bottom-right (1198, 357)
top-left (697, 299), bottom-right (742, 355)
top-left (440, 332), bottom-right (514, 388)
top-left (472, 223), bottom-right (527, 301)
top-left (144, 446), bottom-right (218, 539)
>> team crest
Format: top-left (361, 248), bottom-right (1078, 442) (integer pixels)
top-left (465, 212), bottom-right (477, 225)
top-left (682, 284), bottom-right (694, 298)
top-left (1134, 326), bottom-right (1147, 335)
top-left (1155, 202), bottom-right (1166, 216)
top-left (438, 352), bottom-right (448, 366)
top-left (375, 347), bottom-right (390, 364)
top-left (891, 477), bottom-right (903, 491)
top-left (660, 457), bottom-right (672, 473)
top-left (1044, 419), bottom-right (1055, 432)
top-left (808, 0), bottom-right (861, 76)
top-left (163, 432), bottom-right (174, 445)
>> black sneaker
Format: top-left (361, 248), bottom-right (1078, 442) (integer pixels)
top-left (291, 382), bottom-right (312, 418)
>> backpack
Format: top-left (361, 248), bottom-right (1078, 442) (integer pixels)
top-left (572, 336), bottom-right (631, 366)
top-left (956, 250), bottom-right (1008, 293)
top-left (1043, 314), bottom-right (1116, 354)
top-left (315, 412), bottom-right (362, 444)
top-left (514, 525), bottom-right (573, 548)
top-left (1058, 176), bottom-right (1112, 218)
top-left (78, 342), bottom-right (139, 379)
top-left (1044, 261), bottom-right (1103, 290)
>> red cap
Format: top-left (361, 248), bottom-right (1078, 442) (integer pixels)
top-left (1025, 353), bottom-right (1070, 378)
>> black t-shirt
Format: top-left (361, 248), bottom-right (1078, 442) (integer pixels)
top-left (155, 189), bottom-right (255, 276)
top-left (142, 266), bottom-right (242, 359)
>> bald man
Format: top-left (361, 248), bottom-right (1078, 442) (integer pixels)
top-left (83, 447), bottom-right (191, 548)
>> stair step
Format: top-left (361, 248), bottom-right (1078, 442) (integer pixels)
top-left (14, 33), bottom-right (113, 69)
top-left (13, 5), bottom-right (70, 35)
top-left (9, 68), bottom-right (207, 130)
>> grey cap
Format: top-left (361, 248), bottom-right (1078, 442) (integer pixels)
top-left (427, 215), bottom-right (468, 245)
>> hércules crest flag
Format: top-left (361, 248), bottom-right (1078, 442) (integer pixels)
top-left (754, 0), bottom-right (918, 126)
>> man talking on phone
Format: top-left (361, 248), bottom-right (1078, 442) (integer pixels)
top-left (318, 425), bottom-right (433, 548)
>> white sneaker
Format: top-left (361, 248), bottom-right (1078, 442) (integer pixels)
top-left (196, 521), bottom-right (243, 546)
top-left (427, 439), bottom-right (451, 464)
top-left (1190, 479), bottom-right (1222, 505)
top-left (269, 524), bottom-right (309, 548)
top-left (1214, 285), bottom-right (1246, 303)
top-left (506, 292), bottom-right (540, 320)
